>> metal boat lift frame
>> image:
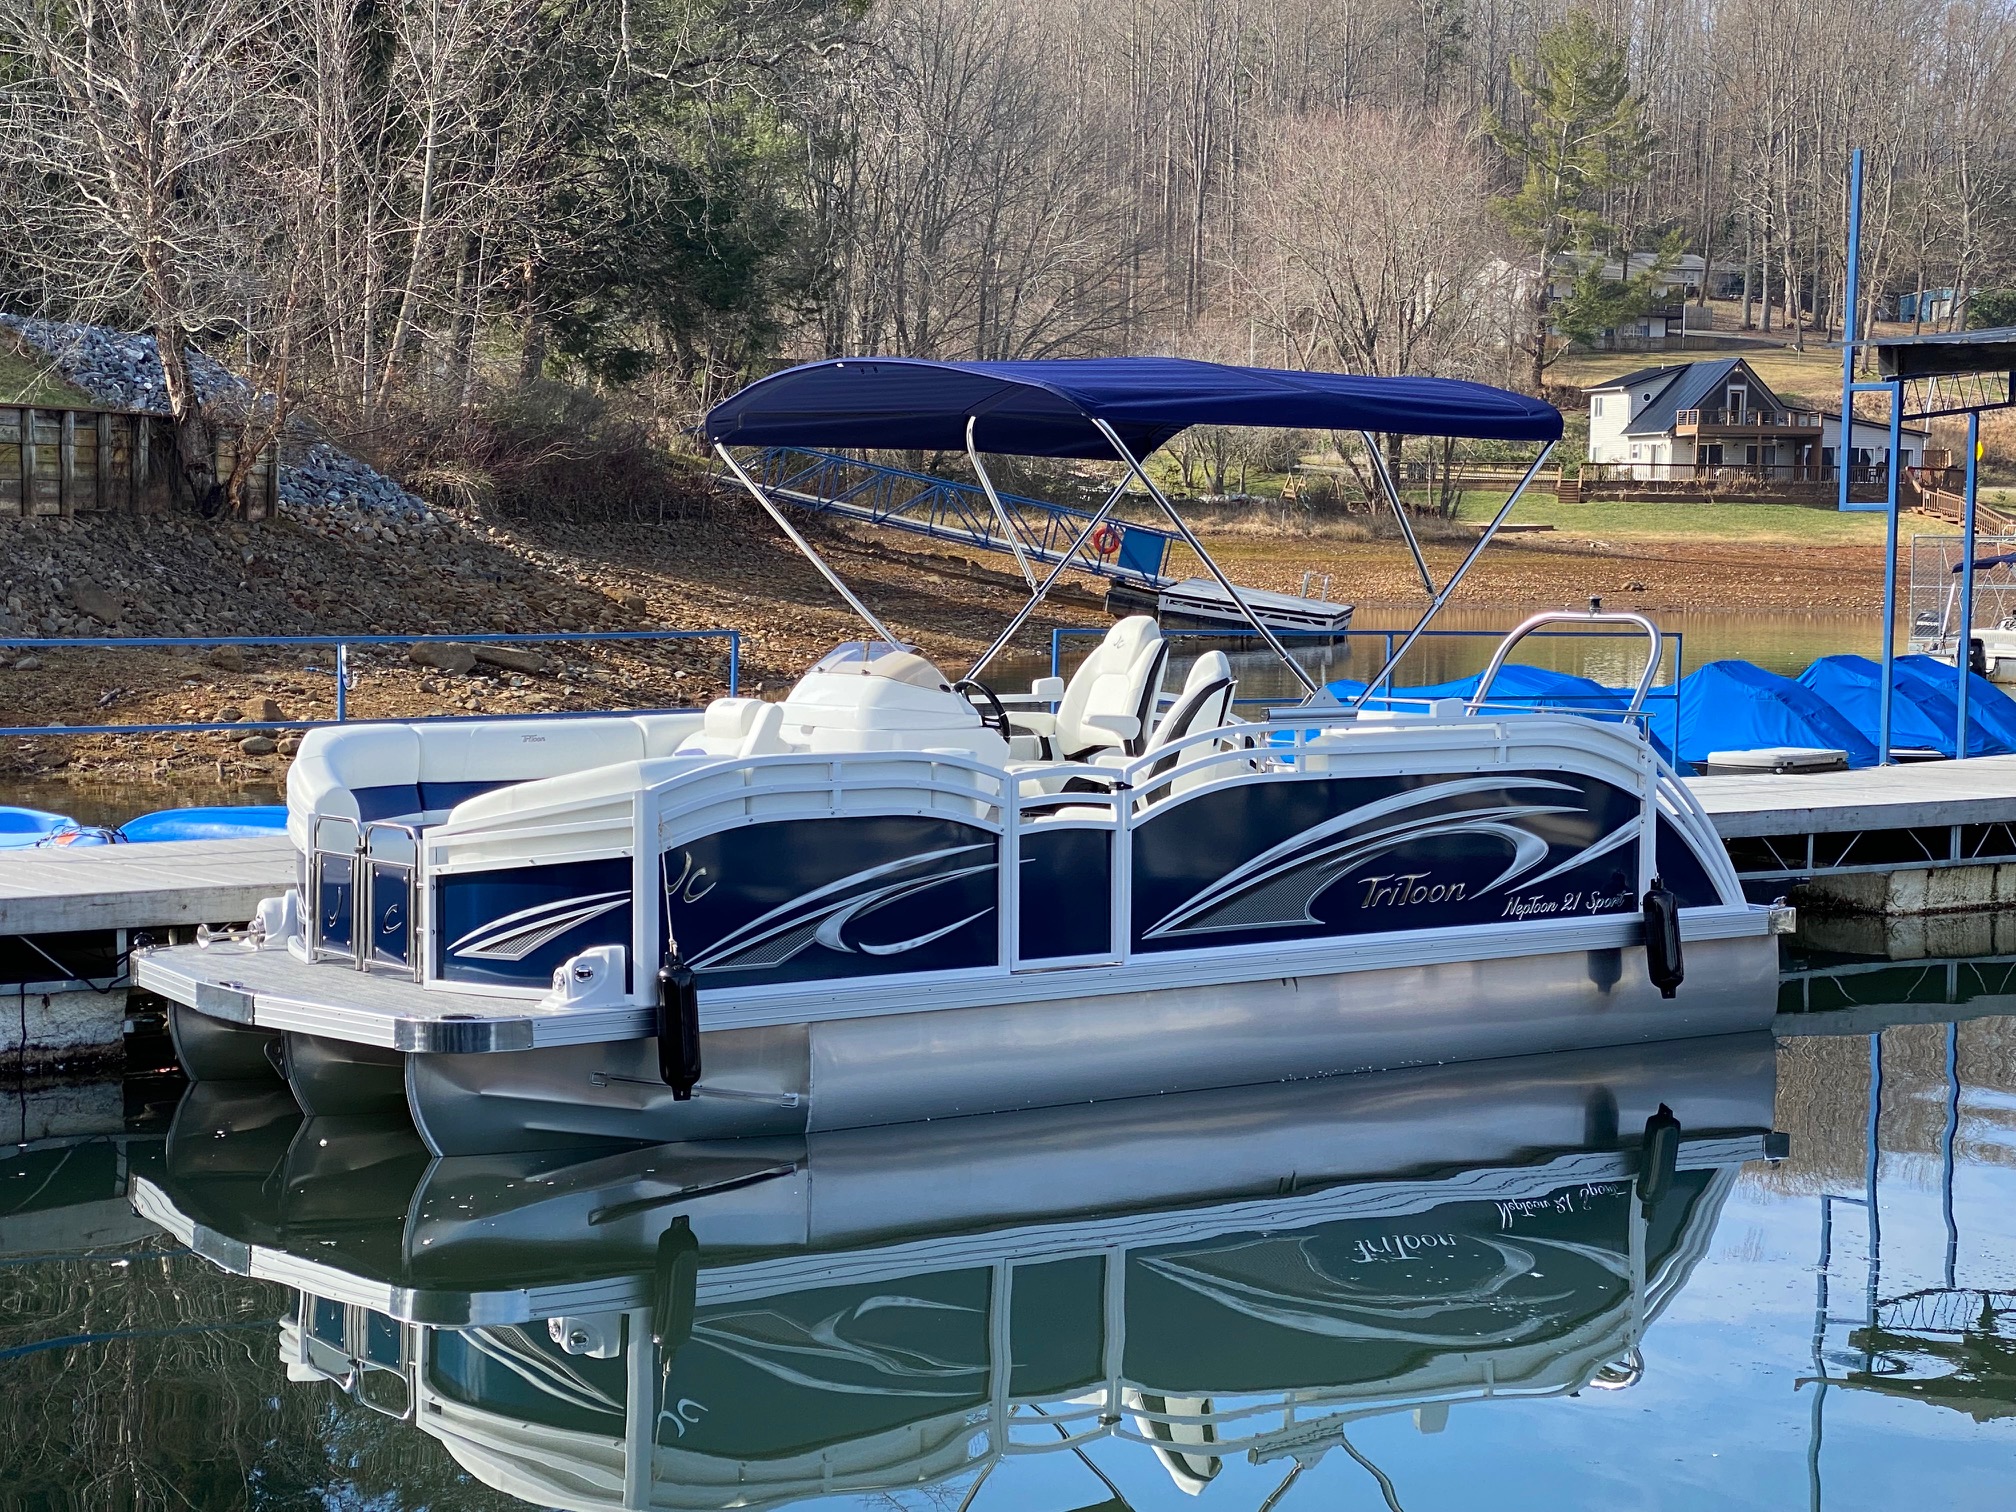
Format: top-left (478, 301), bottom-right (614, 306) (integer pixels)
top-left (1839, 145), bottom-right (2016, 762)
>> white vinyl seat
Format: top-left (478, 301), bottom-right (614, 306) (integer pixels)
top-left (1131, 651), bottom-right (1239, 798)
top-left (1007, 615), bottom-right (1168, 761)
top-left (1146, 652), bottom-right (1236, 760)
top-left (674, 697), bottom-right (792, 758)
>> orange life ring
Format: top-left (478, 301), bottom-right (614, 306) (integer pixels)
top-left (1090, 522), bottom-right (1123, 556)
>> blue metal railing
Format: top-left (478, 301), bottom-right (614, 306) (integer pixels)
top-left (1050, 625), bottom-right (1686, 756)
top-left (741, 446), bottom-right (1178, 585)
top-left (0, 629), bottom-right (739, 739)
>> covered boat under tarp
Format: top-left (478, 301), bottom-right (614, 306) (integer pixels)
top-left (1799, 655), bottom-right (1967, 757)
top-left (1322, 664), bottom-right (1676, 763)
top-left (1675, 660), bottom-right (1880, 769)
top-left (1326, 662), bottom-right (1627, 712)
top-left (1799, 654), bottom-right (2016, 759)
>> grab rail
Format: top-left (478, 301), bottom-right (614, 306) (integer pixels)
top-left (1470, 606), bottom-right (1664, 717)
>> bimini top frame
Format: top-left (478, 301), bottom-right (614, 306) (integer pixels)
top-left (706, 356), bottom-right (1563, 702)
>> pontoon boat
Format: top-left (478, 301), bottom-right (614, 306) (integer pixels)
top-left (135, 358), bottom-right (1789, 1153)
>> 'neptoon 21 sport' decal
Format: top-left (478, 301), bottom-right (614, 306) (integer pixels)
top-left (1131, 770), bottom-right (1643, 952)
top-left (665, 815), bottom-right (1000, 987)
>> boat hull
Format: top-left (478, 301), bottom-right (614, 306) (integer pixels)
top-left (400, 927), bottom-right (1778, 1155)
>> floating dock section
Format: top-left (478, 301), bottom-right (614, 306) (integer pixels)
top-left (1690, 754), bottom-right (2016, 912)
top-left (1, 836), bottom-right (294, 1072)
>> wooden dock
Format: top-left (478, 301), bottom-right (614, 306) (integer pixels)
top-left (1689, 755), bottom-right (2016, 836)
top-left (0, 834), bottom-right (294, 935)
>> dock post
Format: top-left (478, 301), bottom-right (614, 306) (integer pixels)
top-left (1878, 380), bottom-right (1904, 764)
top-left (1958, 412), bottom-right (1980, 757)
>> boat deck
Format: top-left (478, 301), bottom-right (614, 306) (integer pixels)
top-left (0, 835), bottom-right (295, 935)
top-left (133, 945), bottom-right (652, 1052)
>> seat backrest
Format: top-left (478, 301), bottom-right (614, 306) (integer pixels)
top-left (675, 697), bottom-right (792, 758)
top-left (1140, 652), bottom-right (1237, 795)
top-left (1147, 651), bottom-right (1236, 755)
top-left (1056, 615), bottom-right (1167, 759)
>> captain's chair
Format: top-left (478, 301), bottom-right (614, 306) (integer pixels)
top-left (1134, 651), bottom-right (1238, 798)
top-left (1146, 652), bottom-right (1236, 762)
top-left (1009, 616), bottom-right (1168, 761)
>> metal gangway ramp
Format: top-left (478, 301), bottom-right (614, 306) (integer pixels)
top-left (732, 446), bottom-right (1179, 586)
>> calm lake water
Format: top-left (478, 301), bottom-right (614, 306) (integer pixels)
top-left (4, 932), bottom-right (2014, 1510)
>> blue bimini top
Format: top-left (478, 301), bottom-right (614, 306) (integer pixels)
top-left (705, 357), bottom-right (1564, 460)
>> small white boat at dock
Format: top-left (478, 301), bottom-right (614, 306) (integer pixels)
top-left (136, 357), bottom-right (1788, 1153)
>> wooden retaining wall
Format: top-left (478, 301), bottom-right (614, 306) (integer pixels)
top-left (0, 402), bottom-right (278, 518)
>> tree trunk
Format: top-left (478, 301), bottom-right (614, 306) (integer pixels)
top-left (154, 325), bottom-right (222, 515)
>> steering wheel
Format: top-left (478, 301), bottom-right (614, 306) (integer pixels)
top-left (952, 678), bottom-right (1010, 740)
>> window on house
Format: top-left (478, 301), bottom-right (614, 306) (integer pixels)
top-left (1701, 444), bottom-right (1724, 466)
top-left (1727, 385), bottom-right (1748, 420)
top-left (1592, 395), bottom-right (1605, 418)
top-left (1629, 445), bottom-right (1641, 460)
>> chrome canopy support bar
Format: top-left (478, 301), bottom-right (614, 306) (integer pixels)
top-left (966, 480), bottom-right (1131, 681)
top-left (715, 442), bottom-right (903, 649)
top-left (968, 416), bottom-right (1039, 588)
top-left (1353, 442), bottom-right (1556, 707)
top-left (1360, 431), bottom-right (1435, 594)
top-left (1093, 417), bottom-right (1323, 698)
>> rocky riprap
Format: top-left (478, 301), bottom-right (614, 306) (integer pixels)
top-left (1, 315), bottom-right (428, 519)
top-left (280, 442), bottom-right (430, 521)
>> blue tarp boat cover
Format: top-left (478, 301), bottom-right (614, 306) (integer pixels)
top-left (1326, 663), bottom-right (1627, 712)
top-left (118, 805), bottom-right (289, 843)
top-left (706, 357), bottom-right (1563, 459)
top-left (1676, 660), bottom-right (1879, 768)
top-left (1798, 653), bottom-right (2016, 758)
top-left (1799, 655), bottom-right (1962, 755)
top-left (1307, 663), bottom-right (1676, 763)
top-left (0, 805), bottom-right (79, 849)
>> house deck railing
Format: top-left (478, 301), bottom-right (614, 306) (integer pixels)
top-left (1674, 406), bottom-right (1825, 433)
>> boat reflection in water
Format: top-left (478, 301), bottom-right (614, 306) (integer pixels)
top-left (135, 1036), bottom-right (1784, 1511)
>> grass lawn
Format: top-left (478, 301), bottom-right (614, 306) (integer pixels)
top-left (0, 341), bottom-right (93, 406)
top-left (1449, 489), bottom-right (1893, 544)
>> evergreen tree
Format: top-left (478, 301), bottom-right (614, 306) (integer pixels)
top-left (1488, 11), bottom-right (1657, 391)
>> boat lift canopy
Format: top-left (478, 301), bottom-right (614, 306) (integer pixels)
top-left (706, 356), bottom-right (1562, 700)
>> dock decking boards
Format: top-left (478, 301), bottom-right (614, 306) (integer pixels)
top-left (0, 835), bottom-right (294, 934)
top-left (1688, 754), bottom-right (2016, 836)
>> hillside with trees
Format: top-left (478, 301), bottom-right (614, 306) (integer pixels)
top-left (2, 0), bottom-right (2012, 516)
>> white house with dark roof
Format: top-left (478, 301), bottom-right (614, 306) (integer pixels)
top-left (1584, 357), bottom-right (1927, 481)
